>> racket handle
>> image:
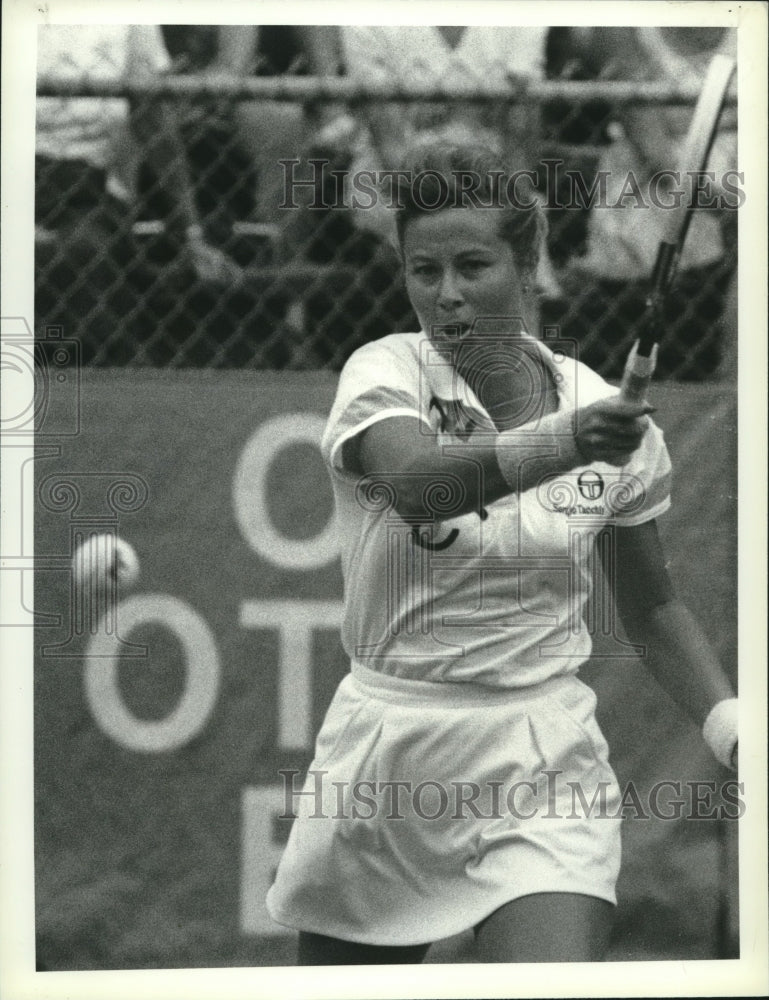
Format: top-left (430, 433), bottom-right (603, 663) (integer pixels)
top-left (619, 340), bottom-right (658, 403)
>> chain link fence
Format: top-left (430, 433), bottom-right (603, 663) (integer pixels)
top-left (35, 26), bottom-right (738, 379)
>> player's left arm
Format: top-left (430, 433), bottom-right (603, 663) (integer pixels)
top-left (601, 520), bottom-right (737, 763)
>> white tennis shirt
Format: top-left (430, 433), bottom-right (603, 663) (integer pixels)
top-left (321, 332), bottom-right (671, 687)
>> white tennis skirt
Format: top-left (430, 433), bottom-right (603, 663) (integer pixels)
top-left (266, 662), bottom-right (622, 946)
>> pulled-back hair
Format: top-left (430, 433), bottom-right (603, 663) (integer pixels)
top-left (392, 142), bottom-right (546, 279)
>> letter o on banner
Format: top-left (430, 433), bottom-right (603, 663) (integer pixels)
top-left (233, 413), bottom-right (338, 570)
top-left (84, 595), bottom-right (220, 753)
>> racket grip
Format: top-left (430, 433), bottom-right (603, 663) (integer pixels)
top-left (619, 340), bottom-right (658, 403)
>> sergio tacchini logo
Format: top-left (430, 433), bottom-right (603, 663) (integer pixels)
top-left (577, 470), bottom-right (605, 501)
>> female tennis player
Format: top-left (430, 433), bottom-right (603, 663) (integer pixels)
top-left (266, 143), bottom-right (738, 964)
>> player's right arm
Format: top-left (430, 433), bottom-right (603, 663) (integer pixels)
top-left (605, 519), bottom-right (737, 769)
top-left (354, 397), bottom-right (653, 521)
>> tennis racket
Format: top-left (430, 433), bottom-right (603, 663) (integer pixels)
top-left (619, 53), bottom-right (737, 402)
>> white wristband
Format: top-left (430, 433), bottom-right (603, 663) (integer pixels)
top-left (495, 409), bottom-right (584, 494)
top-left (702, 698), bottom-right (738, 770)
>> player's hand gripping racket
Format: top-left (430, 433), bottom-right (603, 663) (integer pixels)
top-left (619, 54), bottom-right (737, 403)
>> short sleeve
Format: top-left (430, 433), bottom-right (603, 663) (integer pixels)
top-left (612, 420), bottom-right (672, 526)
top-left (321, 337), bottom-right (428, 478)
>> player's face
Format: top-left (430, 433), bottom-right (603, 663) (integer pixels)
top-left (402, 207), bottom-right (526, 351)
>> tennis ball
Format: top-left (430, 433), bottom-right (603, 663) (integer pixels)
top-left (72, 534), bottom-right (140, 589)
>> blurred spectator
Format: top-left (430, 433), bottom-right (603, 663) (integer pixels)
top-left (138, 25), bottom-right (260, 250)
top-left (338, 26), bottom-right (547, 190)
top-left (288, 24), bottom-right (561, 357)
top-left (194, 25), bottom-right (416, 369)
top-left (35, 24), bottom-right (240, 363)
top-left (231, 26), bottom-right (343, 224)
top-left (333, 26), bottom-right (560, 298)
top-left (558, 27), bottom-right (738, 379)
top-left (541, 27), bottom-right (615, 268)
